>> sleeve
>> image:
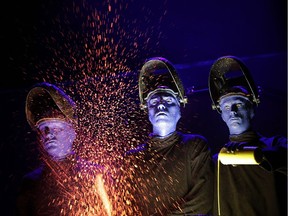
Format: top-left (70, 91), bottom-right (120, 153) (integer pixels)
top-left (15, 176), bottom-right (37, 216)
top-left (169, 135), bottom-right (214, 216)
top-left (260, 136), bottom-right (287, 175)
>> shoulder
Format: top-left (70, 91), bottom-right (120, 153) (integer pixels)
top-left (212, 153), bottom-right (219, 164)
top-left (260, 134), bottom-right (287, 148)
top-left (19, 166), bottom-right (45, 190)
top-left (179, 132), bottom-right (210, 151)
top-left (180, 132), bottom-right (208, 143)
top-left (75, 156), bottom-right (105, 174)
top-left (23, 166), bottom-right (44, 181)
top-left (125, 143), bottom-right (147, 156)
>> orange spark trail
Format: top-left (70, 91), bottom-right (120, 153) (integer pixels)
top-left (22, 0), bottom-right (168, 214)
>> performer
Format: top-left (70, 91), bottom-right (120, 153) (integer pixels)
top-left (208, 56), bottom-right (287, 216)
top-left (126, 57), bottom-right (214, 215)
top-left (16, 82), bottom-right (112, 216)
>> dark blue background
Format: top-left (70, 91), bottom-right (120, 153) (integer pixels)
top-left (1, 0), bottom-right (286, 214)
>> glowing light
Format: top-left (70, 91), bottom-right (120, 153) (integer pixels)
top-left (24, 0), bottom-right (168, 214)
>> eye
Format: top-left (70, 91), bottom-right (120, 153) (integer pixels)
top-left (236, 103), bottom-right (243, 108)
top-left (37, 126), bottom-right (49, 138)
top-left (52, 127), bottom-right (64, 134)
top-left (39, 126), bottom-right (50, 135)
top-left (224, 105), bottom-right (230, 110)
top-left (220, 104), bottom-right (230, 111)
top-left (149, 98), bottom-right (158, 106)
top-left (163, 96), bottom-right (173, 104)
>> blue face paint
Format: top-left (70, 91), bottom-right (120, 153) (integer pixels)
top-left (37, 119), bottom-right (76, 161)
top-left (147, 92), bottom-right (181, 137)
top-left (220, 95), bottom-right (254, 135)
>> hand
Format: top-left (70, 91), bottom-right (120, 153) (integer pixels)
top-left (223, 141), bottom-right (248, 152)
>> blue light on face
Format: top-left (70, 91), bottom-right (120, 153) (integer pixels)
top-left (220, 96), bottom-right (253, 135)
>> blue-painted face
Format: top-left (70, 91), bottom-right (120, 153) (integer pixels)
top-left (37, 119), bottom-right (76, 161)
top-left (219, 95), bottom-right (254, 135)
top-left (147, 91), bottom-right (181, 136)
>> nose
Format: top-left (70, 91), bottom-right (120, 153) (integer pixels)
top-left (157, 103), bottom-right (166, 110)
top-left (43, 132), bottom-right (54, 141)
top-left (43, 128), bottom-right (55, 141)
top-left (231, 104), bottom-right (238, 112)
top-left (229, 104), bottom-right (238, 116)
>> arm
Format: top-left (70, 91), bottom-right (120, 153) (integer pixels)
top-left (259, 136), bottom-right (287, 175)
top-left (170, 136), bottom-right (214, 215)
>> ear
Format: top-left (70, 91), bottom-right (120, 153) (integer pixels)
top-left (249, 107), bottom-right (255, 119)
top-left (221, 112), bottom-right (225, 122)
top-left (177, 106), bottom-right (182, 121)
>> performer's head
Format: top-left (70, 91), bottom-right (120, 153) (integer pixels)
top-left (208, 56), bottom-right (260, 135)
top-left (138, 57), bottom-right (187, 137)
top-left (218, 86), bottom-right (255, 135)
top-left (26, 82), bottom-right (77, 160)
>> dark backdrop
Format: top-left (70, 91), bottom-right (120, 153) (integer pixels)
top-left (1, 0), bottom-right (287, 214)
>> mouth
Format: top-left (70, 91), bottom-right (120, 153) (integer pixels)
top-left (156, 111), bottom-right (168, 117)
top-left (45, 141), bottom-right (57, 150)
top-left (229, 117), bottom-right (241, 123)
top-left (230, 117), bottom-right (240, 120)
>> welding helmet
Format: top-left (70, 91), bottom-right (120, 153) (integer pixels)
top-left (26, 82), bottom-right (78, 129)
top-left (208, 56), bottom-right (260, 113)
top-left (138, 57), bottom-right (188, 109)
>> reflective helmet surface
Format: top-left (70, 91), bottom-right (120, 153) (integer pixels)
top-left (208, 56), bottom-right (260, 113)
top-left (25, 82), bottom-right (77, 129)
top-left (138, 57), bottom-right (187, 109)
